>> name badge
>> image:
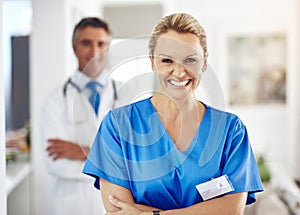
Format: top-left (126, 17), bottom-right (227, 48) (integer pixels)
top-left (195, 175), bottom-right (234, 201)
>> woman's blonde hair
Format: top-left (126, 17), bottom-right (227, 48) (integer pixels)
top-left (149, 13), bottom-right (208, 57)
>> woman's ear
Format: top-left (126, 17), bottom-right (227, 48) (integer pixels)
top-left (202, 59), bottom-right (207, 72)
top-left (202, 52), bottom-right (209, 72)
top-left (149, 56), bottom-right (156, 72)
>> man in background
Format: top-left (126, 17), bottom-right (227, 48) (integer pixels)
top-left (41, 17), bottom-right (116, 215)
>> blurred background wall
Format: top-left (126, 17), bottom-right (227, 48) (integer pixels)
top-left (1, 0), bottom-right (300, 214)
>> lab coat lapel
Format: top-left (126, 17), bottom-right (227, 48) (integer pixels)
top-left (65, 79), bottom-right (116, 147)
top-left (97, 80), bottom-right (115, 120)
top-left (71, 90), bottom-right (99, 147)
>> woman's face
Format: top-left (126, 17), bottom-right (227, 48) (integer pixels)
top-left (151, 30), bottom-right (206, 101)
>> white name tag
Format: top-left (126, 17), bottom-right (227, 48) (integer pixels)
top-left (196, 175), bottom-right (234, 201)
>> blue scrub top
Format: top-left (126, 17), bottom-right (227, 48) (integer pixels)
top-left (83, 98), bottom-right (263, 210)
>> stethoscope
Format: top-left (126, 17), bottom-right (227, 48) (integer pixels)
top-left (63, 77), bottom-right (118, 101)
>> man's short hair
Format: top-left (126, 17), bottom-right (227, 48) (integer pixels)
top-left (72, 17), bottom-right (111, 46)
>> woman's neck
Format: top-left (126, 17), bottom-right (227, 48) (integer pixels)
top-left (150, 92), bottom-right (205, 150)
top-left (150, 93), bottom-right (199, 120)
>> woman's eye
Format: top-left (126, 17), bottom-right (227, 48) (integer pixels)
top-left (161, 58), bottom-right (173, 63)
top-left (185, 58), bottom-right (197, 63)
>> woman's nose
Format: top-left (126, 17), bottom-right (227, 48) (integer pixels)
top-left (172, 63), bottom-right (186, 77)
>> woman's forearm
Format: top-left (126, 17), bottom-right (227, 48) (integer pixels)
top-left (101, 177), bottom-right (247, 215)
top-left (161, 192), bottom-right (247, 215)
top-left (134, 203), bottom-right (160, 212)
top-left (105, 192), bottom-right (247, 215)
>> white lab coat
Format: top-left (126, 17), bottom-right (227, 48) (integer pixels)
top-left (41, 70), bottom-right (156, 215)
top-left (41, 72), bottom-right (118, 215)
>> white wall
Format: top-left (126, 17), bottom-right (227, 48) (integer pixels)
top-left (31, 0), bottom-right (70, 214)
top-left (171, 0), bottom-right (297, 176)
top-left (290, 0), bottom-right (300, 177)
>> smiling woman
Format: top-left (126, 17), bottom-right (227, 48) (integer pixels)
top-left (150, 30), bottom-right (205, 102)
top-left (83, 13), bottom-right (263, 215)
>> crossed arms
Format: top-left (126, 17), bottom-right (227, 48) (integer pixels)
top-left (100, 179), bottom-right (247, 215)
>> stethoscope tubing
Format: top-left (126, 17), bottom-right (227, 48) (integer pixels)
top-left (63, 78), bottom-right (118, 101)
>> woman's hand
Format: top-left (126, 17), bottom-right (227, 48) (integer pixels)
top-left (106, 195), bottom-right (147, 215)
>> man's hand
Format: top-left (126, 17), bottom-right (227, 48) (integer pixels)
top-left (46, 138), bottom-right (89, 161)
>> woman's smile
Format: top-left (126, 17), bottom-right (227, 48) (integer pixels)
top-left (168, 79), bottom-right (191, 88)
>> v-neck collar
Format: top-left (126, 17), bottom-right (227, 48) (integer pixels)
top-left (145, 98), bottom-right (209, 154)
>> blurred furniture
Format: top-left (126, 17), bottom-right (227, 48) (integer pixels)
top-left (245, 185), bottom-right (290, 215)
top-left (6, 160), bottom-right (32, 215)
top-left (245, 163), bottom-right (300, 215)
top-left (6, 127), bottom-right (31, 215)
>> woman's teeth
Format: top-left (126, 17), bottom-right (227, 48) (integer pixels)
top-left (169, 80), bottom-right (189, 87)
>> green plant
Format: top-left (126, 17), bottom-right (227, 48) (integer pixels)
top-left (257, 156), bottom-right (271, 183)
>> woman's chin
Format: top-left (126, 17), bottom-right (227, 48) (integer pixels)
top-left (165, 89), bottom-right (193, 101)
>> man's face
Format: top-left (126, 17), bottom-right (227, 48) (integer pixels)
top-left (73, 26), bottom-right (111, 79)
